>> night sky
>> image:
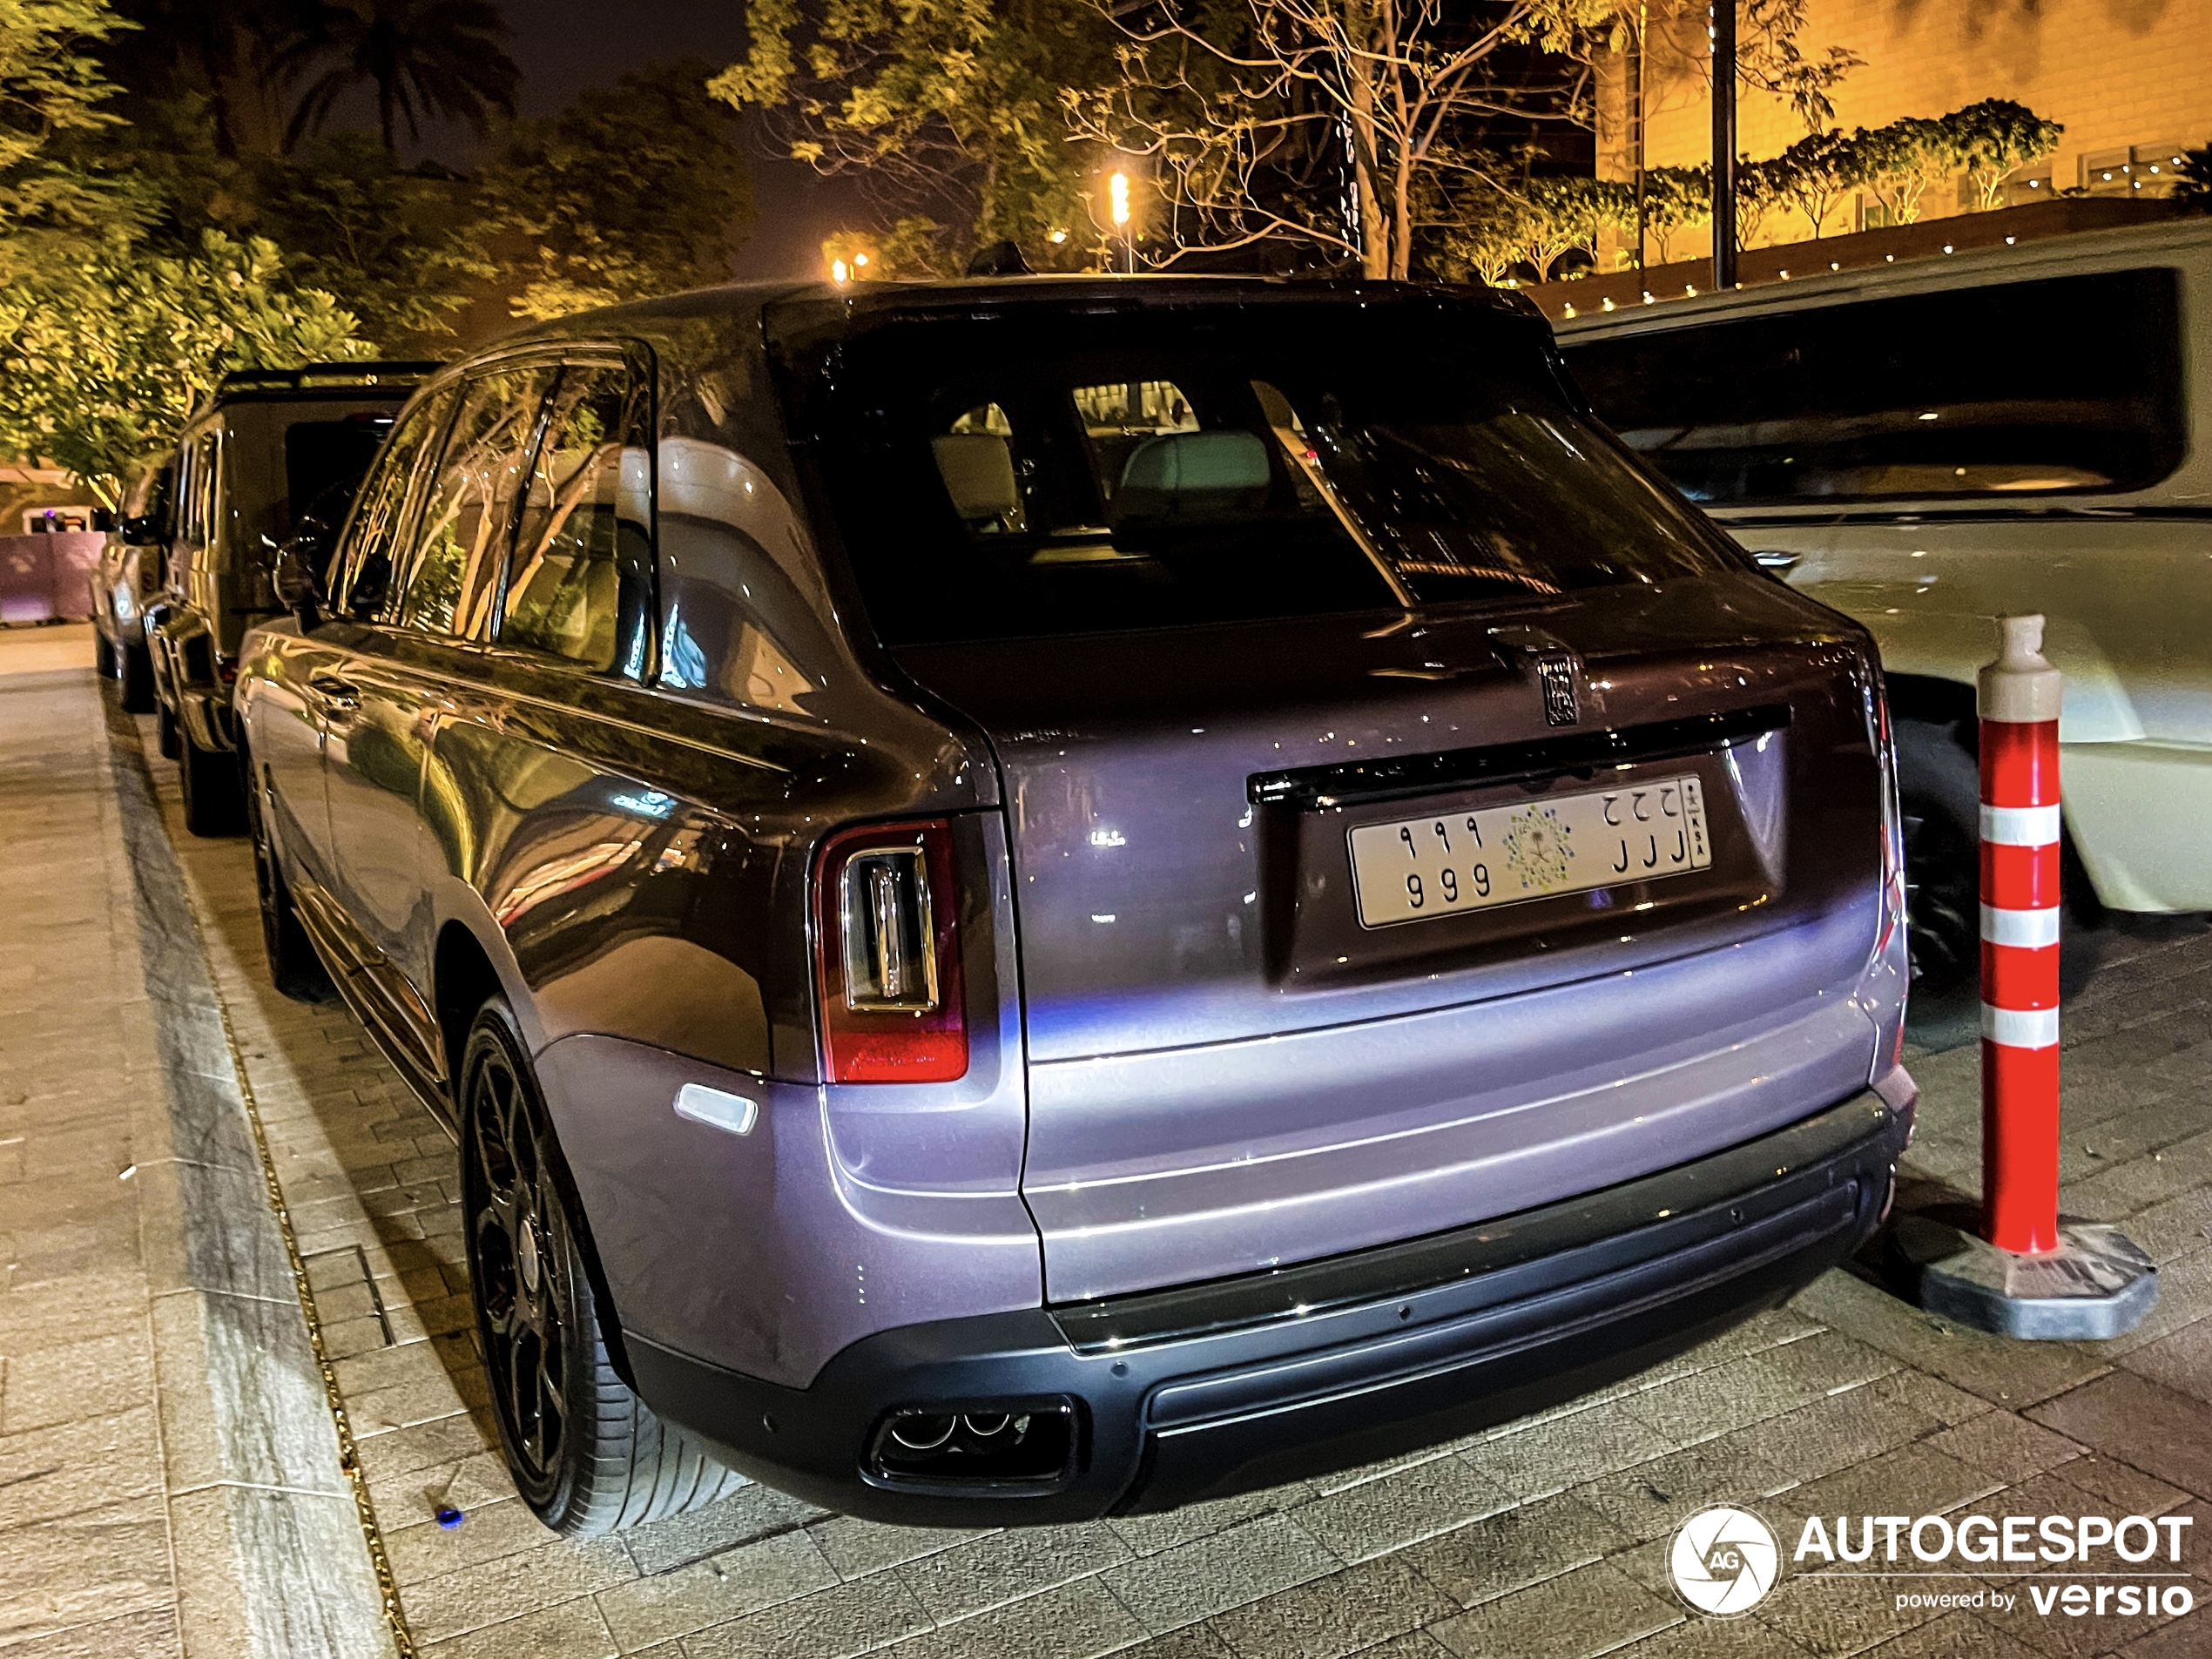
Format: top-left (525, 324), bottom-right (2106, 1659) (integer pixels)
top-left (369, 0), bottom-right (864, 280)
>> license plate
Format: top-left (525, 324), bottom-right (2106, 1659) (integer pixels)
top-left (1348, 775), bottom-right (1713, 927)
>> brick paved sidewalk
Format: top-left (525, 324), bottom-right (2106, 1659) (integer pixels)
top-left (11, 627), bottom-right (2212, 1658)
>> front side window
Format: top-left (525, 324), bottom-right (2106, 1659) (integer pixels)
top-left (498, 362), bottom-right (652, 674)
top-left (1563, 267), bottom-right (2187, 503)
top-left (793, 302), bottom-right (1737, 645)
top-left (401, 365), bottom-right (559, 637)
top-left (333, 387), bottom-right (453, 619)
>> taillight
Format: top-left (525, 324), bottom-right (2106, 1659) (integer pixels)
top-left (813, 819), bottom-right (968, 1083)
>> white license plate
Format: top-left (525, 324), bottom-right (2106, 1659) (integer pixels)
top-left (1348, 775), bottom-right (1713, 927)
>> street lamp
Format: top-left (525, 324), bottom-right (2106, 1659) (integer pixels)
top-left (1109, 171), bottom-right (1133, 274)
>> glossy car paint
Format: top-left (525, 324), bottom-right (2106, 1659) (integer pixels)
top-left (237, 279), bottom-right (1910, 1498)
top-left (1557, 219), bottom-right (2212, 913)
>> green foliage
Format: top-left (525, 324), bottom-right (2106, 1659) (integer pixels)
top-left (1770, 126), bottom-right (1855, 237)
top-left (482, 60), bottom-right (753, 320)
top-left (712, 0), bottom-right (1112, 272)
top-left (0, 226), bottom-right (368, 493)
top-left (1947, 98), bottom-right (2063, 211)
top-left (1851, 116), bottom-right (1956, 226)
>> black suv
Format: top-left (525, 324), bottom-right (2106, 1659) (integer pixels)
top-left (148, 361), bottom-right (436, 832)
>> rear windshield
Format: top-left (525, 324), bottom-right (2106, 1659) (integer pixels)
top-left (1562, 268), bottom-right (2187, 505)
top-left (285, 414), bottom-right (395, 529)
top-left (798, 302), bottom-right (1740, 645)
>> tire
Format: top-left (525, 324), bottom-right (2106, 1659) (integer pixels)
top-left (157, 703), bottom-right (180, 759)
top-left (460, 997), bottom-right (742, 1537)
top-left (1894, 717), bottom-right (1982, 1000)
top-left (120, 644), bottom-right (155, 713)
top-left (245, 763), bottom-right (333, 1002)
top-left (94, 631), bottom-right (116, 677)
top-left (1894, 716), bottom-right (2101, 1006)
top-left (178, 725), bottom-right (245, 837)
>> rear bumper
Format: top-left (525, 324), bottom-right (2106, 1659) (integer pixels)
top-left (631, 1085), bottom-right (1910, 1525)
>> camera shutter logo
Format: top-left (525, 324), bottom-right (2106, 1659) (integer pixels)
top-left (1670, 1505), bottom-right (1782, 1616)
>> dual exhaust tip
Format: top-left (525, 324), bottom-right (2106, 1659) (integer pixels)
top-left (867, 1400), bottom-right (1078, 1489)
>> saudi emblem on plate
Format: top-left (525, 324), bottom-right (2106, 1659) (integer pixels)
top-left (1500, 805), bottom-right (1573, 892)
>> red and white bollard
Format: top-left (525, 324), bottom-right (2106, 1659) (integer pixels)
top-left (1979, 614), bottom-right (2064, 1256)
top-left (1900, 616), bottom-right (2157, 1339)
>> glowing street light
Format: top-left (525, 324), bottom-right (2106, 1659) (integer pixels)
top-left (1108, 171), bottom-right (1133, 274)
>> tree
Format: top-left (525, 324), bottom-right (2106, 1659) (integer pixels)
top-left (1770, 125), bottom-right (1855, 237)
top-left (1639, 163), bottom-right (1706, 263)
top-left (1853, 115), bottom-right (1953, 226)
top-left (1737, 0), bottom-right (1858, 136)
top-left (481, 61), bottom-right (753, 320)
top-left (0, 227), bottom-right (368, 495)
top-left (712, 0), bottom-right (1115, 272)
top-left (105, 0), bottom-right (315, 157)
top-left (278, 0), bottom-right (517, 154)
top-left (1068, 0), bottom-right (1615, 281)
top-left (1948, 98), bottom-right (2061, 212)
top-left (0, 0), bottom-right (136, 246)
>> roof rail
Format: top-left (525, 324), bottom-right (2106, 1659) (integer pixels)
top-left (213, 360), bottom-right (443, 396)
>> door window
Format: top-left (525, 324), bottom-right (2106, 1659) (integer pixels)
top-left (401, 365), bottom-right (559, 637)
top-left (332, 388), bottom-right (454, 619)
top-left (498, 362), bottom-right (652, 674)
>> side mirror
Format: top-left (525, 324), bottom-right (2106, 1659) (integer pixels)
top-left (273, 522), bottom-right (329, 627)
top-left (119, 514), bottom-right (162, 546)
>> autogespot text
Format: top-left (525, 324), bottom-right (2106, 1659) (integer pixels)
top-left (1793, 1513), bottom-right (2196, 1620)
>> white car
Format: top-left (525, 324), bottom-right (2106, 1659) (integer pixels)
top-left (1559, 217), bottom-right (2212, 992)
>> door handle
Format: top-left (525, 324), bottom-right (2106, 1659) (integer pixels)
top-left (1751, 550), bottom-right (1801, 573)
top-left (307, 671), bottom-right (361, 710)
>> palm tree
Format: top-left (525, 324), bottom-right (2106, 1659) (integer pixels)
top-left (280, 0), bottom-right (520, 155)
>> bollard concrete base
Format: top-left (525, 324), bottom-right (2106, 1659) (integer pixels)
top-left (1896, 1214), bottom-right (2158, 1340)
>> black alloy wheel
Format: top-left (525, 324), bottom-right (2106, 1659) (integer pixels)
top-left (458, 999), bottom-right (744, 1535)
top-left (157, 703), bottom-right (180, 759)
top-left (1900, 793), bottom-right (1979, 997)
top-left (119, 644), bottom-right (156, 713)
top-left (464, 1022), bottom-right (577, 1514)
top-left (178, 726), bottom-right (244, 836)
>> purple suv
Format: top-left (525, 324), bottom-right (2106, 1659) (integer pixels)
top-left (237, 277), bottom-right (1914, 1536)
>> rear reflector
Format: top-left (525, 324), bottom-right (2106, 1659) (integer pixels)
top-left (813, 819), bottom-right (968, 1083)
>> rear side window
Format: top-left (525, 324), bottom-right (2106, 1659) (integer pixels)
top-left (1564, 268), bottom-right (2187, 503)
top-left (333, 388), bottom-right (454, 619)
top-left (284, 414), bottom-right (395, 534)
top-left (401, 365), bottom-right (559, 637)
top-left (794, 302), bottom-right (1737, 646)
top-left (499, 362), bottom-right (652, 674)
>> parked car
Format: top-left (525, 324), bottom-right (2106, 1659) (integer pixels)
top-left (237, 278), bottom-right (1913, 1537)
top-left (149, 360), bottom-right (437, 833)
top-left (90, 451), bottom-right (172, 711)
top-left (1558, 219), bottom-right (2212, 993)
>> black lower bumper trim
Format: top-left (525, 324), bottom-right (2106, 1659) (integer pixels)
top-left (630, 1088), bottom-right (1907, 1526)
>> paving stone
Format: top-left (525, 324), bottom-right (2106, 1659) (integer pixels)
top-left (1203, 1553), bottom-right (1456, 1659)
top-left (386, 1496), bottom-right (560, 1586)
top-left (422, 1595), bottom-right (618, 1659)
top-left (1732, 1372), bottom-right (1962, 1483)
top-left (1569, 1437), bottom-right (1800, 1545)
top-left (1923, 1411), bottom-right (2086, 1485)
top-left (805, 1514), bottom-right (982, 1581)
top-left (678, 1572), bottom-right (931, 1659)
top-left (2027, 1372), bottom-right (2212, 1501)
top-left (1098, 1511), bottom-right (1339, 1635)
top-left (404, 1534), bottom-right (640, 1645)
top-left (1459, 1398), bottom-right (1676, 1501)
top-left (0, 1607), bottom-right (182, 1659)
top-left (0, 1327), bottom-right (153, 1434)
top-left (2118, 1318), bottom-right (2212, 1406)
top-left (1857, 1611), bottom-right (2047, 1659)
top-left (1293, 1451), bottom-right (1517, 1561)
top-left (1399, 1492), bottom-right (1630, 1608)
top-left (594, 1528), bottom-right (837, 1649)
top-left (623, 1486), bottom-right (827, 1576)
top-left (0, 1494), bottom-right (172, 1645)
top-left (894, 1521), bottom-right (1130, 1622)
top-left (1427, 1561), bottom-right (1680, 1658)
top-left (1108, 1480), bottom-right (1318, 1559)
top-left (0, 1405), bottom-right (163, 1532)
top-left (873, 1576), bottom-right (1144, 1659)
top-left (1789, 1271), bottom-right (2114, 1409)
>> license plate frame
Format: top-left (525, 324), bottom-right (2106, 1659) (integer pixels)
top-left (1347, 774), bottom-right (1713, 928)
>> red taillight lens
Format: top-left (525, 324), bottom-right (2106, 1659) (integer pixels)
top-left (813, 819), bottom-right (968, 1083)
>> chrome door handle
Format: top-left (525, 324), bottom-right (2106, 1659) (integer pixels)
top-left (1751, 550), bottom-right (1801, 572)
top-left (307, 671), bottom-right (361, 709)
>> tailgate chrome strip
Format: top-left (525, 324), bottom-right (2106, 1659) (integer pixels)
top-left (1248, 703), bottom-right (1791, 811)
